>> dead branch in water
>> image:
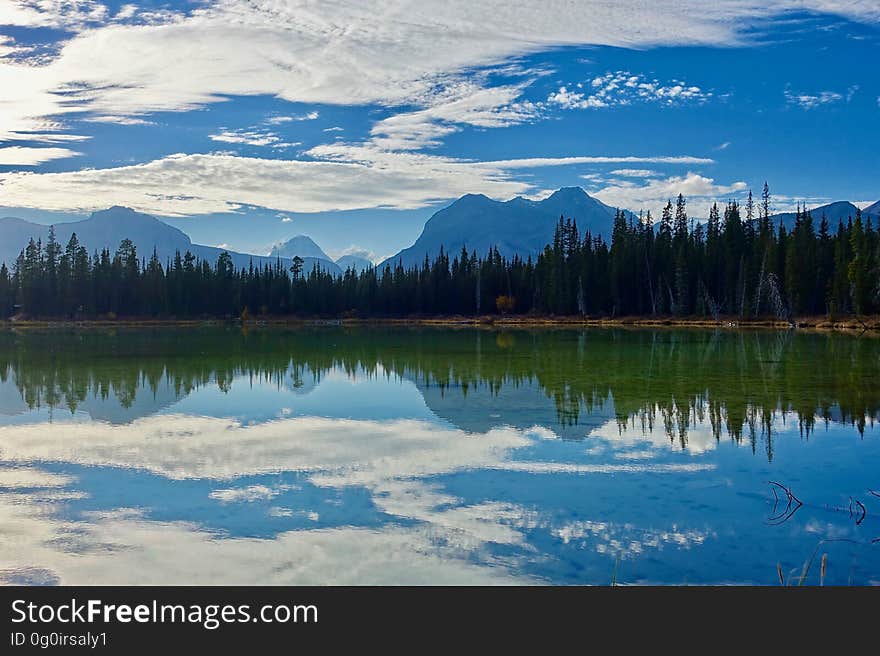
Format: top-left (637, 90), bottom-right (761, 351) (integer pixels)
top-left (855, 499), bottom-right (867, 526)
top-left (767, 481), bottom-right (803, 525)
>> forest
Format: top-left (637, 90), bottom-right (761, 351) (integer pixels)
top-left (1, 186), bottom-right (878, 320)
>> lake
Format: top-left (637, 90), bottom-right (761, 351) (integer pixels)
top-left (0, 326), bottom-right (878, 585)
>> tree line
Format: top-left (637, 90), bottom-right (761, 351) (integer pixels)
top-left (1, 185), bottom-right (877, 320)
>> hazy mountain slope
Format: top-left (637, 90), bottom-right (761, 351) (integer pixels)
top-left (380, 187), bottom-right (627, 269)
top-left (862, 200), bottom-right (880, 218)
top-left (0, 207), bottom-right (340, 275)
top-left (335, 254), bottom-right (373, 273)
top-left (771, 200), bottom-right (878, 229)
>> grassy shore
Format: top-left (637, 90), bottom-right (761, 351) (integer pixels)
top-left (1, 314), bottom-right (878, 331)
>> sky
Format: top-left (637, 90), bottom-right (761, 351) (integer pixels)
top-left (0, 1), bottom-right (878, 262)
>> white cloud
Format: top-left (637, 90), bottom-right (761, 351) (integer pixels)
top-left (483, 155), bottom-right (714, 168)
top-left (715, 141), bottom-right (731, 150)
top-left (0, 0), bottom-right (110, 29)
top-left (266, 111), bottom-right (319, 124)
top-left (208, 128), bottom-right (299, 149)
top-left (547, 85), bottom-right (608, 109)
top-left (209, 484), bottom-right (298, 503)
top-left (0, 149), bottom-right (718, 215)
top-left (0, 145), bottom-right (81, 165)
top-left (2, 1), bottom-right (878, 144)
top-left (0, 151), bottom-right (527, 215)
top-left (370, 80), bottom-right (538, 150)
top-left (548, 71), bottom-right (711, 110)
top-left (82, 115), bottom-right (156, 126)
top-left (593, 172), bottom-right (749, 217)
top-left (114, 4), bottom-right (137, 21)
top-left (785, 88), bottom-right (844, 109)
top-left (609, 168), bottom-right (659, 178)
top-left (322, 126), bottom-right (344, 133)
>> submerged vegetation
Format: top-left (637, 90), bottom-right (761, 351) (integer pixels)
top-left (0, 188), bottom-right (878, 321)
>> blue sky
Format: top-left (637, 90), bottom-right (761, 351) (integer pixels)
top-left (1, 1), bottom-right (878, 261)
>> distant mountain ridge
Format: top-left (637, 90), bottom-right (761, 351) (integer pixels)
top-left (861, 200), bottom-right (880, 218)
top-left (381, 187), bottom-right (630, 269)
top-left (770, 200), bottom-right (879, 229)
top-left (335, 254), bottom-right (373, 273)
top-left (0, 207), bottom-right (340, 275)
top-left (2, 195), bottom-right (876, 278)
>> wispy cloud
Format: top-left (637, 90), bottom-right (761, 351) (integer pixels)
top-left (608, 169), bottom-right (659, 178)
top-left (482, 155), bottom-right (714, 168)
top-left (82, 115), bottom-right (156, 126)
top-left (785, 88), bottom-right (845, 109)
top-left (370, 80), bottom-right (538, 150)
top-left (3, 1), bottom-right (878, 145)
top-left (208, 129), bottom-right (299, 149)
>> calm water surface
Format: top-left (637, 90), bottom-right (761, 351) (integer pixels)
top-left (0, 327), bottom-right (878, 585)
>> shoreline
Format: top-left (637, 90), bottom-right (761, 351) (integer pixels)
top-left (1, 314), bottom-right (878, 332)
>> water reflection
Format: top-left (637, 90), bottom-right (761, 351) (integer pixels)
top-left (0, 327), bottom-right (878, 585)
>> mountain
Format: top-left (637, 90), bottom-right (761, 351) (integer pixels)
top-left (380, 187), bottom-right (627, 269)
top-left (270, 235), bottom-right (332, 261)
top-left (862, 200), bottom-right (880, 218)
top-left (770, 200), bottom-right (879, 229)
top-left (335, 254), bottom-right (373, 273)
top-left (268, 234), bottom-right (341, 274)
top-left (0, 207), bottom-right (340, 275)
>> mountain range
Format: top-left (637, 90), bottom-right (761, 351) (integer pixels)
top-left (770, 200), bottom-right (879, 230)
top-left (0, 207), bottom-right (344, 274)
top-left (1, 191), bottom-right (877, 275)
top-left (379, 187), bottom-right (630, 269)
top-left (380, 190), bottom-right (880, 269)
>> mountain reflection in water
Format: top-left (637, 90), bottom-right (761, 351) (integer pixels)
top-left (0, 327), bottom-right (877, 585)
